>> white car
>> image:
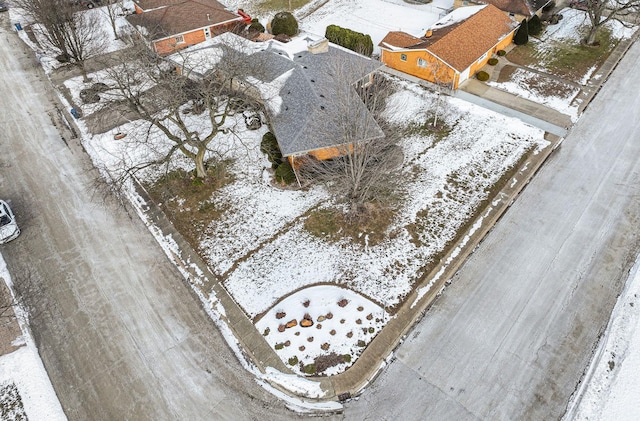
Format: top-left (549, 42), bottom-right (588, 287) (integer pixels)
top-left (0, 200), bottom-right (20, 244)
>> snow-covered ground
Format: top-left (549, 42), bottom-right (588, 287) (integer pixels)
top-left (0, 256), bottom-right (67, 420)
top-left (5, 0), bottom-right (640, 408)
top-left (565, 256), bottom-right (640, 421)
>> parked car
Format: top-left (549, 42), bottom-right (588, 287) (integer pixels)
top-left (0, 2), bottom-right (8, 12)
top-left (0, 200), bottom-right (20, 244)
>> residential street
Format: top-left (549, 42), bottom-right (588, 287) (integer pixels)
top-left (344, 35), bottom-right (640, 420)
top-left (0, 19), bottom-right (294, 421)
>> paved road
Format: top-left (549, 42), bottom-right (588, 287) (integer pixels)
top-left (344, 37), bottom-right (640, 421)
top-left (0, 19), bottom-right (295, 421)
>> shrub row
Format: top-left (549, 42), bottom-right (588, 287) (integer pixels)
top-left (325, 24), bottom-right (374, 57)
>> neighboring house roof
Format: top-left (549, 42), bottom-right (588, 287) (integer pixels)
top-left (379, 5), bottom-right (517, 72)
top-left (169, 32), bottom-right (384, 157)
top-left (465, 0), bottom-right (551, 17)
top-left (126, 0), bottom-right (241, 41)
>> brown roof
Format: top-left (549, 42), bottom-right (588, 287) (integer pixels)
top-left (379, 5), bottom-right (517, 72)
top-left (127, 0), bottom-right (240, 40)
top-left (476, 0), bottom-right (551, 17)
top-left (379, 31), bottom-right (422, 49)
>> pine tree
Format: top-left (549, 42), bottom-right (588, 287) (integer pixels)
top-left (528, 14), bottom-right (543, 36)
top-left (514, 19), bottom-right (529, 45)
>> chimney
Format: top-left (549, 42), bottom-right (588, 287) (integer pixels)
top-left (425, 29), bottom-right (433, 38)
top-left (207, 13), bottom-right (211, 21)
top-left (307, 37), bottom-right (329, 54)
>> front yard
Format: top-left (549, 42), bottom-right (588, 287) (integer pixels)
top-left (52, 0), bottom-right (635, 377)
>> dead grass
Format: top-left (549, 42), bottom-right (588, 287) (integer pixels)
top-left (303, 204), bottom-right (396, 247)
top-left (499, 65), bottom-right (578, 98)
top-left (255, 0), bottom-right (312, 13)
top-left (506, 28), bottom-right (617, 81)
top-left (144, 162), bottom-right (233, 250)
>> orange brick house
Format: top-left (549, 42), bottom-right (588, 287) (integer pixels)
top-left (126, 0), bottom-right (250, 55)
top-left (378, 4), bottom-right (518, 90)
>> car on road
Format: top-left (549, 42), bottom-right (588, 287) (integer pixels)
top-left (0, 200), bottom-right (20, 244)
top-left (0, 2), bottom-right (8, 12)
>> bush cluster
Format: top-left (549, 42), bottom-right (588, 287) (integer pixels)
top-left (487, 58), bottom-right (499, 66)
top-left (496, 49), bottom-right (507, 56)
top-left (325, 24), bottom-right (374, 57)
top-left (275, 161), bottom-right (296, 185)
top-left (271, 11), bottom-right (298, 36)
top-left (260, 132), bottom-right (282, 168)
top-left (476, 71), bottom-right (490, 81)
top-left (248, 18), bottom-right (265, 34)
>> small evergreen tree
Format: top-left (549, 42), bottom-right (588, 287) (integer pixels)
top-left (271, 11), bottom-right (298, 36)
top-left (514, 19), bottom-right (529, 45)
top-left (248, 18), bottom-right (265, 34)
top-left (528, 14), bottom-right (543, 36)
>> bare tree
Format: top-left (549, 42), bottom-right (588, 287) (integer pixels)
top-left (102, 0), bottom-right (125, 40)
top-left (582, 0), bottom-right (640, 45)
top-left (300, 59), bottom-right (404, 218)
top-left (427, 59), bottom-right (454, 129)
top-left (15, 0), bottom-right (107, 78)
top-left (94, 36), bottom-right (266, 188)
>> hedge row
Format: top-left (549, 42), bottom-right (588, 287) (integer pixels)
top-left (325, 24), bottom-right (374, 57)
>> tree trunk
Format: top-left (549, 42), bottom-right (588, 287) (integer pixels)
top-left (195, 147), bottom-right (207, 178)
top-left (585, 25), bottom-right (599, 45)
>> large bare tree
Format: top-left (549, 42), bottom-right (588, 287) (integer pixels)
top-left (15, 0), bottom-right (107, 78)
top-left (94, 37), bottom-right (266, 187)
top-left (581, 0), bottom-right (640, 45)
top-left (300, 60), bottom-right (404, 218)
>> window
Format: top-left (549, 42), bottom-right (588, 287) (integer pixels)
top-left (477, 51), bottom-right (488, 63)
top-left (204, 27), bottom-right (211, 38)
top-left (417, 58), bottom-right (427, 67)
top-left (400, 54), bottom-right (407, 61)
top-left (175, 35), bottom-right (185, 44)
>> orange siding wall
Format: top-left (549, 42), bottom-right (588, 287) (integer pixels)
top-left (467, 31), bottom-right (515, 76)
top-left (153, 21), bottom-right (241, 55)
top-left (134, 4), bottom-right (143, 13)
top-left (380, 49), bottom-right (456, 87)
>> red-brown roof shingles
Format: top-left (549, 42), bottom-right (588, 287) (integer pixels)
top-left (127, 0), bottom-right (240, 40)
top-left (379, 5), bottom-right (517, 72)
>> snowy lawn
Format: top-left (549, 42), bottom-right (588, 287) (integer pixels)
top-left (25, 0), bottom-right (554, 376)
top-left (81, 70), bottom-right (547, 375)
top-left (486, 8), bottom-right (637, 118)
top-left (506, 8), bottom-right (636, 82)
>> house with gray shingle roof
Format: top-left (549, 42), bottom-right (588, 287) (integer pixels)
top-left (170, 32), bottom-right (384, 161)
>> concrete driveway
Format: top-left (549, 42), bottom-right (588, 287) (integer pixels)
top-left (344, 30), bottom-right (640, 421)
top-left (0, 18), bottom-right (296, 421)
